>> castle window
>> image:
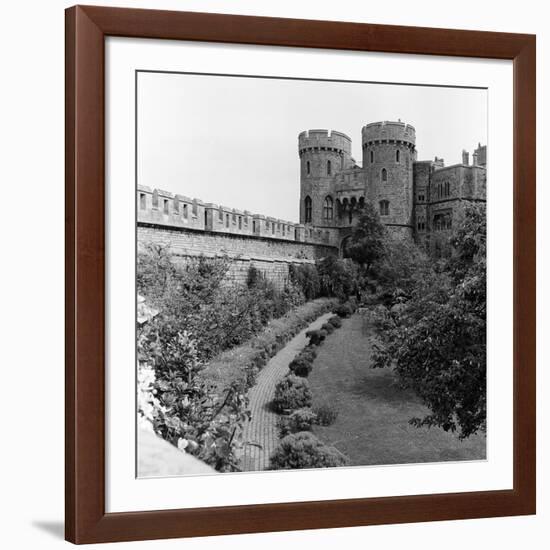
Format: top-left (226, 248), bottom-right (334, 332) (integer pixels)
top-left (226, 214), bottom-right (230, 228)
top-left (381, 168), bottom-right (388, 182)
top-left (327, 160), bottom-right (332, 176)
top-left (379, 200), bottom-right (390, 216)
top-left (272, 223), bottom-right (275, 235)
top-left (204, 211), bottom-right (208, 227)
top-left (253, 220), bottom-right (257, 233)
top-left (396, 150), bottom-right (400, 163)
top-left (139, 193), bottom-right (146, 210)
top-left (282, 224), bottom-right (285, 236)
top-left (445, 181), bottom-right (450, 197)
top-left (163, 199), bottom-right (169, 214)
top-left (192, 202), bottom-right (198, 216)
top-left (323, 196), bottom-right (334, 221)
top-left (183, 204), bottom-right (188, 219)
top-left (306, 161), bottom-right (311, 176)
top-left (304, 196), bottom-right (312, 223)
top-left (238, 216), bottom-right (242, 229)
top-left (418, 193), bottom-right (425, 202)
top-left (417, 216), bottom-right (425, 231)
top-left (370, 151), bottom-right (374, 164)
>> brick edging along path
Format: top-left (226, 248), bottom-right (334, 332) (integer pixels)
top-left (240, 312), bottom-right (334, 472)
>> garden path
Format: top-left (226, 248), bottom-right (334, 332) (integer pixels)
top-left (240, 311), bottom-right (333, 472)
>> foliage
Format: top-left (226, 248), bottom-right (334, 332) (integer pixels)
top-left (373, 237), bottom-right (432, 298)
top-left (277, 408), bottom-right (318, 437)
top-left (273, 374), bottom-right (312, 413)
top-left (316, 256), bottom-right (358, 300)
top-left (200, 298), bottom-right (337, 392)
top-left (327, 315), bottom-right (342, 328)
top-left (314, 403), bottom-right (339, 426)
top-left (346, 202), bottom-right (387, 272)
top-left (269, 432), bottom-right (348, 470)
top-left (288, 263), bottom-right (321, 301)
top-left (306, 329), bottom-right (327, 346)
top-left (289, 346), bottom-right (317, 377)
top-left (321, 321), bottom-right (335, 334)
top-left (138, 324), bottom-right (249, 472)
top-left (333, 302), bottom-right (354, 318)
top-left (373, 204), bottom-right (487, 439)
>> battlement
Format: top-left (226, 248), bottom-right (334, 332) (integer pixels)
top-left (298, 129), bottom-right (352, 155)
top-left (137, 186), bottom-right (334, 246)
top-left (361, 120), bottom-right (416, 147)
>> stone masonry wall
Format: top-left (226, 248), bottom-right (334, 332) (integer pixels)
top-left (138, 224), bottom-right (337, 290)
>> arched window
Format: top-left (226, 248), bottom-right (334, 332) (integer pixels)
top-left (304, 196), bottom-right (312, 223)
top-left (204, 210), bottom-right (208, 227)
top-left (381, 168), bottom-right (388, 182)
top-left (327, 160), bottom-right (332, 176)
top-left (396, 149), bottom-right (400, 163)
top-left (379, 200), bottom-right (390, 216)
top-left (323, 196), bottom-right (334, 220)
top-left (306, 160), bottom-right (310, 176)
top-left (139, 193), bottom-right (146, 210)
top-left (370, 151), bottom-right (374, 164)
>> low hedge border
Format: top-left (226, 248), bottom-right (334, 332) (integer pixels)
top-left (199, 297), bottom-right (338, 393)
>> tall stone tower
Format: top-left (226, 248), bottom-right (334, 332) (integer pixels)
top-left (362, 121), bottom-right (416, 238)
top-left (298, 130), bottom-right (353, 226)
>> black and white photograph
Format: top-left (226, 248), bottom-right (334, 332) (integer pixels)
top-left (136, 71), bottom-right (487, 477)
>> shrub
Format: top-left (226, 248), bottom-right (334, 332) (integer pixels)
top-left (273, 374), bottom-right (312, 412)
top-left (289, 353), bottom-right (314, 377)
top-left (333, 302), bottom-right (354, 318)
top-left (321, 322), bottom-right (335, 334)
top-left (269, 432), bottom-right (348, 470)
top-left (277, 408), bottom-right (317, 437)
top-left (314, 403), bottom-right (339, 426)
top-left (327, 315), bottom-right (342, 328)
top-left (306, 329), bottom-right (326, 346)
top-left (289, 263), bottom-right (321, 301)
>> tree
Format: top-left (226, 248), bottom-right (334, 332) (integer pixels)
top-left (346, 202), bottom-right (386, 273)
top-left (373, 203), bottom-right (487, 439)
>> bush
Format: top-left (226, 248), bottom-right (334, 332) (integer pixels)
top-left (269, 432), bottom-right (348, 470)
top-left (277, 408), bottom-right (317, 437)
top-left (327, 315), bottom-right (342, 328)
top-left (273, 374), bottom-right (312, 412)
top-left (289, 353), bottom-right (314, 377)
top-left (289, 263), bottom-right (321, 300)
top-left (333, 302), bottom-right (354, 318)
top-left (314, 403), bottom-right (339, 426)
top-left (306, 329), bottom-right (326, 346)
top-left (321, 322), bottom-right (335, 334)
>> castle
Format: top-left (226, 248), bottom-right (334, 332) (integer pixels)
top-left (298, 120), bottom-right (486, 257)
top-left (137, 120), bottom-right (486, 287)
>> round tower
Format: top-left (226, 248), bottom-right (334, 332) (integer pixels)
top-left (298, 129), bottom-right (353, 226)
top-left (361, 121), bottom-right (416, 238)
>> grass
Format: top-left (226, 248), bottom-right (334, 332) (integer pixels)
top-left (308, 314), bottom-right (486, 466)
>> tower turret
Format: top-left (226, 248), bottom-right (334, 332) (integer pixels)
top-left (361, 120), bottom-right (416, 238)
top-left (298, 129), bottom-right (353, 226)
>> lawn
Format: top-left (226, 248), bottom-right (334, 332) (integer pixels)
top-left (308, 313), bottom-right (486, 466)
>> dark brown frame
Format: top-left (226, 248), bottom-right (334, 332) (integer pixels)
top-left (65, 5), bottom-right (536, 544)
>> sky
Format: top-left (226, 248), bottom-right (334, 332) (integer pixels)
top-left (137, 72), bottom-right (487, 222)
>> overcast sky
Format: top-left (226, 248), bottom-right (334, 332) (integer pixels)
top-left (137, 72), bottom-right (487, 222)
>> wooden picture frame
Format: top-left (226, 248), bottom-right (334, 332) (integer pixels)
top-left (65, 5), bottom-right (536, 544)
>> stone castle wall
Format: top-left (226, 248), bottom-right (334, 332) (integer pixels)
top-left (137, 187), bottom-right (338, 289)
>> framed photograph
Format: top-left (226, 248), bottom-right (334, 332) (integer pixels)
top-left (65, 5), bottom-right (536, 544)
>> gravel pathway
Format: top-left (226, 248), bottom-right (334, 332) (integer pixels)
top-left (240, 312), bottom-right (333, 472)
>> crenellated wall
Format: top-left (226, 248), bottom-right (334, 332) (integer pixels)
top-left (137, 186), bottom-right (338, 289)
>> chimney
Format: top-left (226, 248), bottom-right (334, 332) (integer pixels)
top-left (472, 152), bottom-right (479, 166)
top-left (462, 150), bottom-right (470, 165)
